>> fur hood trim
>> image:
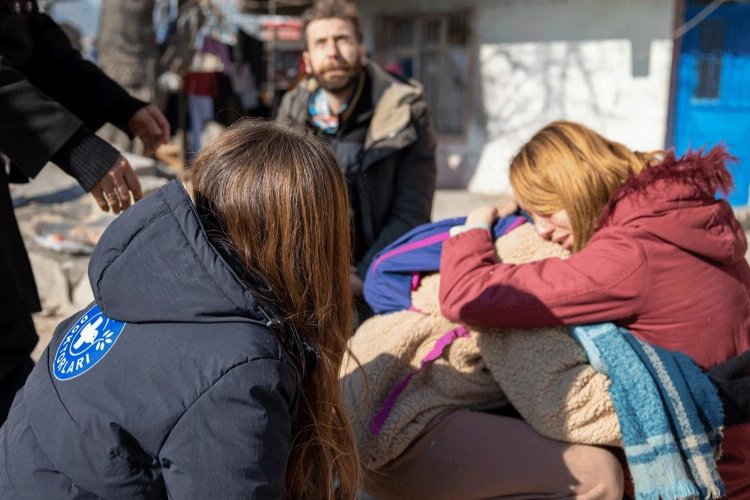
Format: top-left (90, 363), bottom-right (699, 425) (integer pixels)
top-left (598, 146), bottom-right (736, 229)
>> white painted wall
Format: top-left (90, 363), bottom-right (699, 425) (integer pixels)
top-left (356, 0), bottom-right (678, 193)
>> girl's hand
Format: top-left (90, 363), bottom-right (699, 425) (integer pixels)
top-left (496, 199), bottom-right (520, 218)
top-left (465, 200), bottom-right (519, 228)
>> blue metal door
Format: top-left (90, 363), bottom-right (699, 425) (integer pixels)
top-left (673, 3), bottom-right (750, 206)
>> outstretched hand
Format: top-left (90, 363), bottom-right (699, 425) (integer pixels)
top-left (128, 104), bottom-right (171, 156)
top-left (89, 156), bottom-right (143, 214)
top-left (708, 349), bottom-right (750, 426)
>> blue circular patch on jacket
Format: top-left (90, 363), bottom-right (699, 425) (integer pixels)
top-left (53, 304), bottom-right (126, 381)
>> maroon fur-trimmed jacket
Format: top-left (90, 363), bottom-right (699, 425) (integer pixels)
top-left (440, 148), bottom-right (750, 496)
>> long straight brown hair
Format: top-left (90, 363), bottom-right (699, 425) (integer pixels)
top-left (188, 119), bottom-right (360, 499)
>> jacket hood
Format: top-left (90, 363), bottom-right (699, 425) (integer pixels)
top-left (363, 62), bottom-right (424, 150)
top-left (88, 180), bottom-right (264, 324)
top-left (599, 147), bottom-right (747, 265)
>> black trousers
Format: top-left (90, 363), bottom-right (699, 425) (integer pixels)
top-left (0, 314), bottom-right (36, 424)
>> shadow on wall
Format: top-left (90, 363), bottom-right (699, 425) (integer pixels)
top-left (358, 0), bottom-right (673, 190)
top-left (462, 35), bottom-right (669, 193)
top-left (482, 42), bottom-right (622, 142)
top-left (453, 0), bottom-right (674, 190)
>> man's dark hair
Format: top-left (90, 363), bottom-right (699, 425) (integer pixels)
top-left (301, 0), bottom-right (363, 43)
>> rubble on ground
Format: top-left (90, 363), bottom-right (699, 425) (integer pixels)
top-left (11, 157), bottom-right (176, 360)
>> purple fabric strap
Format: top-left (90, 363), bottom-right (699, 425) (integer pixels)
top-left (370, 325), bottom-right (470, 436)
top-left (410, 272), bottom-right (421, 291)
top-left (369, 232), bottom-right (452, 275)
top-left (505, 216), bottom-right (526, 234)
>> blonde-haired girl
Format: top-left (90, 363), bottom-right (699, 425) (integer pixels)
top-left (436, 120), bottom-right (750, 498)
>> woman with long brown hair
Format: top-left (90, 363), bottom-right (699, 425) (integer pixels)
top-left (0, 120), bottom-right (360, 499)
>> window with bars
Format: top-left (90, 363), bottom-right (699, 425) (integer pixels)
top-left (376, 12), bottom-right (470, 135)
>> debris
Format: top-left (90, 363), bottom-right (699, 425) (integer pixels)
top-left (33, 233), bottom-right (95, 255)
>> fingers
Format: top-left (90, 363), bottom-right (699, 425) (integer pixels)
top-left (115, 177), bottom-right (131, 209)
top-left (151, 106), bottom-right (171, 145)
top-left (136, 113), bottom-right (162, 156)
top-left (465, 206), bottom-right (498, 228)
top-left (90, 185), bottom-right (122, 214)
top-left (107, 158), bottom-right (130, 213)
top-left (89, 156), bottom-right (142, 214)
top-left (89, 185), bottom-right (110, 212)
top-left (496, 199), bottom-right (520, 218)
top-left (130, 105), bottom-right (170, 156)
top-left (120, 159), bottom-right (144, 201)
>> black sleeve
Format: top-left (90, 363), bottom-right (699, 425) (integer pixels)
top-left (20, 12), bottom-right (146, 133)
top-left (0, 12), bottom-right (145, 188)
top-left (51, 127), bottom-right (122, 191)
top-left (159, 359), bottom-right (298, 499)
top-left (0, 59), bottom-right (80, 179)
top-left (708, 350), bottom-right (750, 426)
top-left (356, 99), bottom-right (437, 276)
top-left (0, 60), bottom-right (120, 189)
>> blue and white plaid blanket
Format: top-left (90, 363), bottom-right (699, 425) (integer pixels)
top-left (572, 323), bottom-right (725, 500)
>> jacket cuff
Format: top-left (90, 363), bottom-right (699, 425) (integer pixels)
top-left (51, 127), bottom-right (121, 191)
top-left (106, 95), bottom-right (147, 136)
top-left (449, 224), bottom-right (491, 237)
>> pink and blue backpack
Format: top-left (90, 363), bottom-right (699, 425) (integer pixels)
top-left (362, 214), bottom-right (528, 435)
top-left (364, 215), bottom-right (527, 315)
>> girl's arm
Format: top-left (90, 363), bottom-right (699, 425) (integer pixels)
top-left (439, 226), bottom-right (650, 329)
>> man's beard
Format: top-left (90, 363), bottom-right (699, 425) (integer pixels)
top-left (311, 60), bottom-right (360, 93)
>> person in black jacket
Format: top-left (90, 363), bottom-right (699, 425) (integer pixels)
top-left (0, 120), bottom-right (361, 499)
top-left (276, 0), bottom-right (437, 323)
top-left (0, 0), bottom-right (170, 422)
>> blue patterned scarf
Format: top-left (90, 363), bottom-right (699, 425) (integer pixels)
top-left (308, 87), bottom-right (347, 135)
top-left (572, 323), bottom-right (725, 500)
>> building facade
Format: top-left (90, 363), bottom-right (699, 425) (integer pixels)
top-left (356, 0), bottom-right (750, 206)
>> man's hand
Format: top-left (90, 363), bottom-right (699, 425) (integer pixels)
top-left (89, 156), bottom-right (143, 214)
top-left (128, 104), bottom-right (171, 156)
top-left (350, 266), bottom-right (364, 297)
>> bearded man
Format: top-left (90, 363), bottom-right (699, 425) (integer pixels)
top-left (276, 0), bottom-right (436, 321)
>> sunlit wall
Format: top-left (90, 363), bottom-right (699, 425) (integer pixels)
top-left (357, 0), bottom-right (678, 193)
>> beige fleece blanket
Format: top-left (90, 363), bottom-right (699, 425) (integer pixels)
top-left (341, 223), bottom-right (620, 470)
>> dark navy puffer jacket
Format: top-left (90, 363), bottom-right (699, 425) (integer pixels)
top-left (0, 180), bottom-right (300, 499)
